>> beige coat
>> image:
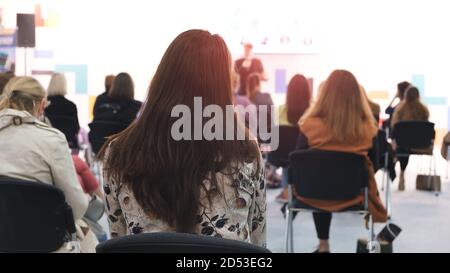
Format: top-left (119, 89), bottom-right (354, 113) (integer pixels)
top-left (0, 109), bottom-right (88, 220)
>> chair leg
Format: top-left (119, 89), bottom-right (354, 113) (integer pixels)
top-left (385, 170), bottom-right (391, 219)
top-left (367, 215), bottom-right (380, 253)
top-left (284, 205), bottom-right (294, 253)
top-left (284, 184), bottom-right (295, 253)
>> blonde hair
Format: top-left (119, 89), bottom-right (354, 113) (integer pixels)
top-left (47, 73), bottom-right (67, 96)
top-left (0, 76), bottom-right (46, 114)
top-left (301, 70), bottom-right (376, 143)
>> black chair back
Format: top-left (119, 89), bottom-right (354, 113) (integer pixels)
top-left (88, 120), bottom-right (129, 154)
top-left (289, 149), bottom-right (368, 201)
top-left (96, 232), bottom-right (271, 253)
top-left (267, 126), bottom-right (300, 168)
top-left (0, 179), bottom-right (76, 252)
top-left (47, 115), bottom-right (80, 149)
top-left (393, 121), bottom-right (435, 149)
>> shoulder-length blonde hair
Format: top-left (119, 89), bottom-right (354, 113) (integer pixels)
top-left (301, 70), bottom-right (376, 143)
top-left (47, 73), bottom-right (67, 97)
top-left (0, 76), bottom-right (46, 114)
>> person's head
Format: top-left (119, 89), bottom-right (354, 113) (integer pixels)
top-left (47, 73), bottom-right (67, 97)
top-left (397, 81), bottom-right (411, 101)
top-left (99, 29), bottom-right (260, 233)
top-left (0, 76), bottom-right (46, 117)
top-left (246, 72), bottom-right (260, 99)
top-left (108, 72), bottom-right (134, 101)
top-left (0, 71), bottom-right (15, 96)
top-left (286, 74), bottom-right (311, 125)
top-left (243, 42), bottom-right (253, 58)
top-left (301, 70), bottom-right (376, 143)
top-left (404, 86), bottom-right (420, 103)
top-left (104, 74), bottom-right (115, 92)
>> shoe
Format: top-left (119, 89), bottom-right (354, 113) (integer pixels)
top-left (275, 188), bottom-right (288, 203)
top-left (398, 171), bottom-right (405, 191)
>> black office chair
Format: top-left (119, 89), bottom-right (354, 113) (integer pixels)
top-left (47, 115), bottom-right (80, 149)
top-left (285, 149), bottom-right (379, 253)
top-left (96, 232), bottom-right (271, 253)
top-left (392, 121), bottom-right (438, 194)
top-left (0, 179), bottom-right (77, 253)
top-left (88, 120), bottom-right (129, 154)
top-left (267, 126), bottom-right (300, 168)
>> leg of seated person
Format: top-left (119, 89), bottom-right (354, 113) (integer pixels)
top-left (312, 212), bottom-right (332, 253)
top-left (397, 153), bottom-right (409, 191)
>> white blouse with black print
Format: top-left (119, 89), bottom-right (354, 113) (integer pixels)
top-left (103, 149), bottom-right (267, 248)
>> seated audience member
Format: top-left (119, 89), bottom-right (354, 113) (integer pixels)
top-left (92, 72), bottom-right (142, 125)
top-left (360, 85), bottom-right (381, 122)
top-left (44, 73), bottom-right (81, 148)
top-left (98, 30), bottom-right (266, 247)
top-left (384, 81), bottom-right (410, 133)
top-left (0, 71), bottom-right (15, 95)
top-left (442, 131), bottom-right (450, 160)
top-left (0, 76), bottom-right (97, 252)
top-left (298, 70), bottom-right (387, 253)
top-left (246, 72), bottom-right (274, 110)
top-left (93, 74), bottom-right (115, 114)
top-left (391, 86), bottom-right (430, 191)
top-left (276, 74), bottom-right (311, 202)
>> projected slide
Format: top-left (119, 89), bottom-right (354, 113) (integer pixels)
top-left (221, 7), bottom-right (320, 55)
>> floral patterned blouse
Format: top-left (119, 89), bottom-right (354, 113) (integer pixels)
top-left (103, 150), bottom-right (266, 248)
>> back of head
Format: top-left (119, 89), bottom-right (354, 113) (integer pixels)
top-left (286, 74), bottom-right (311, 124)
top-left (108, 73), bottom-right (134, 101)
top-left (397, 81), bottom-right (411, 100)
top-left (105, 74), bottom-right (115, 92)
top-left (100, 29), bottom-right (259, 233)
top-left (246, 72), bottom-right (260, 99)
top-left (302, 70), bottom-right (375, 142)
top-left (0, 76), bottom-right (46, 115)
top-left (0, 71), bottom-right (15, 96)
top-left (47, 73), bottom-right (67, 97)
top-left (404, 86), bottom-right (420, 103)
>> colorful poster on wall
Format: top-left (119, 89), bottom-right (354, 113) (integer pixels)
top-left (0, 29), bottom-right (16, 72)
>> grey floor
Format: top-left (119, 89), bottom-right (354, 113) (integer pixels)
top-left (99, 152), bottom-right (450, 253)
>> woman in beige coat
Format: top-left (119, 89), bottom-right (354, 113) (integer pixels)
top-left (0, 76), bottom-right (96, 252)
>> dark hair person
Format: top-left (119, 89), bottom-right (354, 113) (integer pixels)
top-left (391, 86), bottom-right (430, 191)
top-left (285, 74), bottom-right (311, 125)
top-left (91, 72), bottom-right (141, 125)
top-left (275, 74), bottom-right (311, 203)
top-left (98, 30), bottom-right (266, 246)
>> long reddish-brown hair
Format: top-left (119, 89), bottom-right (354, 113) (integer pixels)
top-left (301, 70), bottom-right (376, 143)
top-left (286, 74), bottom-right (311, 125)
top-left (98, 30), bottom-right (261, 233)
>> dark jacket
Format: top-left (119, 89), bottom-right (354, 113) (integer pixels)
top-left (44, 95), bottom-right (80, 148)
top-left (93, 91), bottom-right (109, 115)
top-left (92, 97), bottom-right (142, 125)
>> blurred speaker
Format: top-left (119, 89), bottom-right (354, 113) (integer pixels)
top-left (17, 13), bottom-right (36, 47)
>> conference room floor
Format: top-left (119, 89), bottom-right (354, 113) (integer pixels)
top-left (98, 151), bottom-right (450, 253)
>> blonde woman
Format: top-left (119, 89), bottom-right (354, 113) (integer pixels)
top-left (0, 76), bottom-right (96, 252)
top-left (44, 73), bottom-right (80, 148)
top-left (298, 70), bottom-right (387, 253)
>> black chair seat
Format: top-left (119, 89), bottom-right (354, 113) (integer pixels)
top-left (0, 179), bottom-right (76, 252)
top-left (96, 232), bottom-right (271, 253)
top-left (267, 126), bottom-right (300, 168)
top-left (291, 199), bottom-right (365, 213)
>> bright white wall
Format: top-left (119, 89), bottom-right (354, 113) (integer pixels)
top-left (1, 0), bottom-right (450, 133)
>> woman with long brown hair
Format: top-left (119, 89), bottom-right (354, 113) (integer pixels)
top-left (298, 70), bottom-right (387, 253)
top-left (276, 74), bottom-right (311, 202)
top-left (98, 30), bottom-right (266, 246)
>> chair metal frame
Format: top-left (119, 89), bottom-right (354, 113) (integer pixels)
top-left (284, 151), bottom-right (379, 253)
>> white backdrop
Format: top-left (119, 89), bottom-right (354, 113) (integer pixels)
top-left (1, 0), bottom-right (449, 137)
